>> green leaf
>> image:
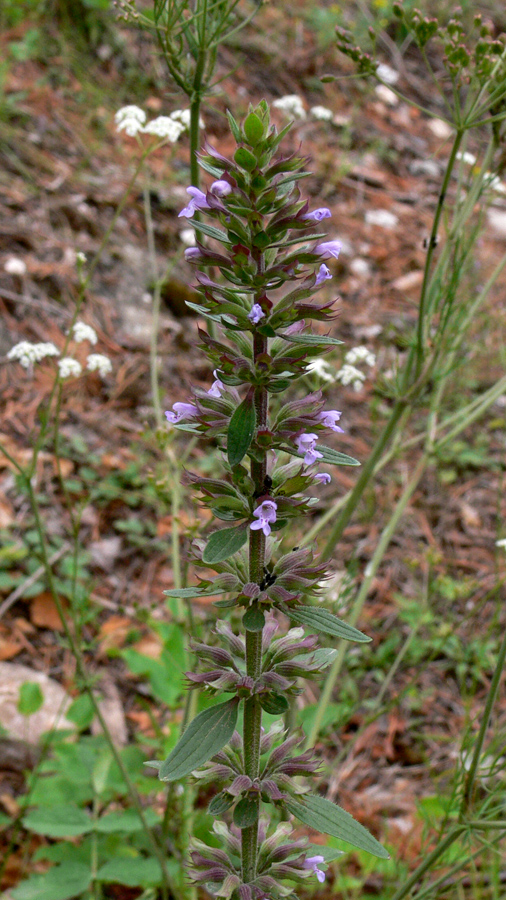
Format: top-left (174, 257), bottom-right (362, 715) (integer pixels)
top-left (244, 112), bottom-right (265, 145)
top-left (233, 796), bottom-right (259, 828)
top-left (306, 843), bottom-right (344, 862)
top-left (22, 805), bottom-right (93, 838)
top-left (163, 586), bottom-right (219, 599)
top-left (17, 681), bottom-right (44, 717)
top-left (279, 332), bottom-right (344, 346)
top-left (284, 606), bottom-right (371, 643)
top-left (159, 698), bottom-right (239, 782)
top-left (319, 445), bottom-right (361, 467)
top-left (193, 220), bottom-right (230, 243)
top-left (252, 230), bottom-right (271, 250)
top-left (234, 147), bottom-right (257, 171)
top-left (226, 109), bottom-right (242, 143)
top-left (11, 861), bottom-right (92, 900)
top-left (97, 857), bottom-right (163, 887)
top-left (243, 604), bottom-right (265, 632)
top-left (202, 525), bottom-right (248, 564)
top-left (228, 397), bottom-right (256, 467)
top-left (260, 693), bottom-right (289, 715)
top-left (208, 792), bottom-right (234, 816)
top-left (286, 795), bottom-right (389, 859)
top-left (66, 693), bottom-right (95, 729)
top-left (95, 808), bottom-right (160, 833)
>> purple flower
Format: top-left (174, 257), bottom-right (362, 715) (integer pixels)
top-left (315, 240), bottom-right (342, 260)
top-left (178, 187), bottom-right (210, 218)
top-left (304, 856), bottom-right (326, 883)
top-left (318, 409), bottom-right (344, 433)
top-left (295, 433), bottom-right (323, 466)
top-left (314, 263), bottom-right (332, 287)
top-left (250, 500), bottom-right (278, 537)
top-left (184, 246), bottom-right (202, 261)
top-left (314, 472), bottom-right (331, 484)
top-left (208, 370), bottom-right (224, 398)
top-left (210, 180), bottom-right (232, 197)
top-left (165, 401), bottom-right (198, 424)
top-left (304, 207), bottom-right (331, 222)
top-left (248, 303), bottom-right (265, 324)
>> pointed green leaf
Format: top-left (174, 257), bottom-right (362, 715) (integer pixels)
top-left (163, 587), bottom-right (219, 599)
top-left (319, 445), bottom-right (360, 467)
top-left (203, 525), bottom-right (248, 564)
top-left (97, 857), bottom-right (163, 887)
top-left (10, 861), bottom-right (92, 900)
top-left (244, 112), bottom-right (265, 145)
top-left (243, 604), bottom-right (265, 632)
top-left (159, 698), bottom-right (239, 782)
top-left (286, 795), bottom-right (389, 859)
top-left (234, 147), bottom-right (257, 171)
top-left (284, 606), bottom-right (371, 643)
top-left (279, 333), bottom-right (344, 346)
top-left (226, 109), bottom-right (242, 143)
top-left (233, 796), bottom-right (259, 828)
top-left (208, 792), bottom-right (235, 816)
top-left (22, 805), bottom-right (93, 838)
top-left (228, 397), bottom-right (257, 467)
top-left (193, 220), bottom-right (230, 243)
top-left (260, 692), bottom-right (289, 715)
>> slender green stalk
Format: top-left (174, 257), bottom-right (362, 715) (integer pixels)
top-left (460, 628), bottom-right (506, 814)
top-left (390, 826), bottom-right (467, 900)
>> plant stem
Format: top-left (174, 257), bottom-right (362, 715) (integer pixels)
top-left (390, 826), bottom-right (466, 900)
top-left (242, 327), bottom-right (267, 883)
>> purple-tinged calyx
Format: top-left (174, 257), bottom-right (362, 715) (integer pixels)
top-left (295, 433), bottom-right (323, 466)
top-left (314, 263), bottom-right (332, 287)
top-left (210, 179), bottom-right (232, 197)
top-left (315, 239), bottom-right (342, 260)
top-left (250, 500), bottom-right (278, 537)
top-left (304, 207), bottom-right (331, 222)
top-left (248, 303), bottom-right (265, 324)
top-left (178, 187), bottom-right (210, 218)
top-left (165, 401), bottom-right (198, 424)
top-left (184, 246), bottom-right (202, 261)
top-left (318, 409), bottom-right (344, 433)
top-left (303, 856), bottom-right (326, 883)
top-left (314, 472), bottom-right (331, 484)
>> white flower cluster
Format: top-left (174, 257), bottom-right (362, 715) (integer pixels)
top-left (456, 152), bottom-right (506, 195)
top-left (72, 320), bottom-right (97, 344)
top-left (86, 354), bottom-right (113, 377)
top-left (336, 346), bottom-right (376, 392)
top-left (115, 105), bottom-right (203, 142)
top-left (58, 357), bottom-right (82, 379)
top-left (7, 341), bottom-right (60, 369)
top-left (305, 358), bottom-right (337, 383)
top-left (310, 105), bottom-right (333, 121)
top-left (272, 95), bottom-right (306, 119)
top-left (496, 538), bottom-right (506, 550)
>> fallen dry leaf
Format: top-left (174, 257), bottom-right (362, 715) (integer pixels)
top-left (98, 615), bottom-right (133, 653)
top-left (29, 593), bottom-right (65, 631)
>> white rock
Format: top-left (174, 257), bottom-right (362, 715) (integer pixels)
top-left (428, 119), bottom-right (453, 139)
top-left (4, 257), bottom-right (27, 276)
top-left (0, 662), bottom-right (75, 744)
top-left (487, 209), bottom-right (506, 237)
top-left (365, 209), bottom-right (399, 229)
top-left (375, 85), bottom-right (398, 106)
top-left (349, 258), bottom-right (371, 276)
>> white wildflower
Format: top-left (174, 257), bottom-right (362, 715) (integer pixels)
top-left (376, 63), bottom-right (399, 85)
top-left (7, 341), bottom-right (59, 369)
top-left (336, 363), bottom-right (366, 391)
top-left (273, 95), bottom-right (306, 119)
top-left (76, 251), bottom-right (87, 264)
top-left (58, 357), bottom-right (82, 379)
top-left (115, 105), bottom-right (146, 137)
top-left (375, 85), bottom-right (398, 106)
top-left (170, 109), bottom-right (204, 130)
top-left (496, 538), bottom-right (506, 549)
top-left (345, 346), bottom-right (376, 367)
top-left (72, 321), bottom-right (98, 345)
top-left (180, 227), bottom-right (196, 246)
top-left (143, 116), bottom-right (185, 142)
top-left (86, 353), bottom-right (113, 378)
top-left (310, 105), bottom-right (333, 121)
top-left (4, 257), bottom-right (27, 276)
top-left (305, 358), bottom-right (337, 383)
top-left (456, 151), bottom-right (477, 166)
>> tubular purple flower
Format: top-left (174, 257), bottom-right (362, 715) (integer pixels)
top-left (303, 856), bottom-right (326, 883)
top-left (314, 263), bottom-right (332, 287)
top-left (250, 500), bottom-right (278, 537)
top-left (165, 401), bottom-right (198, 424)
top-left (314, 472), bottom-right (331, 484)
top-left (295, 433), bottom-right (323, 466)
top-left (318, 409), bottom-right (344, 433)
top-left (208, 370), bottom-right (224, 398)
top-left (248, 303), bottom-right (265, 324)
top-left (185, 246), bottom-right (202, 261)
top-left (178, 187), bottom-right (211, 218)
top-left (304, 207), bottom-right (331, 222)
top-left (315, 240), bottom-right (342, 260)
top-left (210, 180), bottom-right (232, 197)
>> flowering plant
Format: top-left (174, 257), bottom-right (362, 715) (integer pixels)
top-left (159, 102), bottom-right (388, 897)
